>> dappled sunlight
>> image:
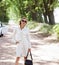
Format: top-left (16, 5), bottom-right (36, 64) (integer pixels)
top-left (2, 44), bottom-right (16, 48)
top-left (30, 32), bottom-right (59, 65)
top-left (0, 60), bottom-right (23, 65)
top-left (32, 39), bottom-right (59, 60)
top-left (0, 47), bottom-right (16, 60)
top-left (35, 60), bottom-right (59, 65)
top-left (1, 31), bottom-right (59, 65)
top-left (0, 59), bottom-right (23, 63)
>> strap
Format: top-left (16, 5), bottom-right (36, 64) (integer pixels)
top-left (26, 51), bottom-right (33, 60)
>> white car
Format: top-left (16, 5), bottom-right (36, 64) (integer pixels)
top-left (0, 23), bottom-right (3, 37)
top-left (0, 22), bottom-right (8, 37)
top-left (0, 27), bottom-right (2, 34)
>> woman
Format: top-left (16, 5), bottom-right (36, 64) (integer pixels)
top-left (14, 17), bottom-right (31, 65)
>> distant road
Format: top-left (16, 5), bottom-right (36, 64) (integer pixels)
top-left (54, 7), bottom-right (59, 23)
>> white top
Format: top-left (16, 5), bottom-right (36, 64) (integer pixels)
top-left (14, 26), bottom-right (31, 48)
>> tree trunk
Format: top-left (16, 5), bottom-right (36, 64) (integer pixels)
top-left (43, 0), bottom-right (55, 25)
top-left (31, 11), bottom-right (37, 21)
top-left (43, 12), bottom-right (48, 24)
top-left (37, 12), bottom-right (43, 23)
top-left (48, 11), bottom-right (55, 25)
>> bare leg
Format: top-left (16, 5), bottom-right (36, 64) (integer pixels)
top-left (24, 57), bottom-right (27, 65)
top-left (24, 57), bottom-right (27, 61)
top-left (15, 57), bottom-right (20, 65)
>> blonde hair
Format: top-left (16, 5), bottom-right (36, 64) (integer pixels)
top-left (19, 17), bottom-right (27, 25)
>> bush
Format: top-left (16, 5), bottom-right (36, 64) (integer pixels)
top-left (53, 24), bottom-right (59, 39)
top-left (39, 23), bottom-right (53, 34)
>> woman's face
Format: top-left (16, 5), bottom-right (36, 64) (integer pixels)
top-left (20, 19), bottom-right (27, 27)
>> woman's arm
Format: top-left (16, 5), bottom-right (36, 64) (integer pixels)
top-left (11, 27), bottom-right (19, 44)
top-left (27, 28), bottom-right (31, 49)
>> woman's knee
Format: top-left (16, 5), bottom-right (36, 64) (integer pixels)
top-left (16, 57), bottom-right (20, 61)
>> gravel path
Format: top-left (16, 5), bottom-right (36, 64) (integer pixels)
top-left (0, 32), bottom-right (59, 65)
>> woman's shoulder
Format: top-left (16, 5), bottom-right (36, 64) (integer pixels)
top-left (25, 26), bottom-right (29, 30)
top-left (25, 27), bottom-right (30, 32)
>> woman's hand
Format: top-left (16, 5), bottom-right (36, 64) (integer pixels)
top-left (16, 41), bottom-right (19, 44)
top-left (28, 48), bottom-right (31, 52)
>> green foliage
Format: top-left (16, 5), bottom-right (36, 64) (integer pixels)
top-left (40, 23), bottom-right (53, 34)
top-left (40, 0), bottom-right (59, 24)
top-left (5, 0), bottom-right (20, 22)
top-left (0, 0), bottom-right (9, 22)
top-left (53, 24), bottom-right (59, 39)
top-left (5, 0), bottom-right (44, 22)
top-left (39, 23), bottom-right (59, 39)
top-left (0, 0), bottom-right (59, 24)
top-left (27, 21), bottom-right (39, 29)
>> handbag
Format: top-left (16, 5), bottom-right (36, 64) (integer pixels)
top-left (25, 51), bottom-right (33, 65)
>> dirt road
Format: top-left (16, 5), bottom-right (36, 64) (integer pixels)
top-left (0, 32), bottom-right (59, 65)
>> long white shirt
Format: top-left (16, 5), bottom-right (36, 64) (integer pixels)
top-left (13, 26), bottom-right (31, 57)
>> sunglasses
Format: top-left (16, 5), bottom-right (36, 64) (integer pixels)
top-left (21, 20), bottom-right (27, 23)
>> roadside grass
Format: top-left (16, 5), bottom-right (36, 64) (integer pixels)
top-left (27, 21), bottom-right (39, 29)
top-left (39, 23), bottom-right (53, 34)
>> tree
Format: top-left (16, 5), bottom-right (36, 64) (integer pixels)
top-left (42, 0), bottom-right (58, 25)
top-left (25, 0), bottom-right (43, 22)
top-left (0, 0), bottom-right (9, 22)
top-left (0, 0), bottom-right (59, 24)
top-left (5, 0), bottom-right (43, 22)
top-left (5, 0), bottom-right (20, 22)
